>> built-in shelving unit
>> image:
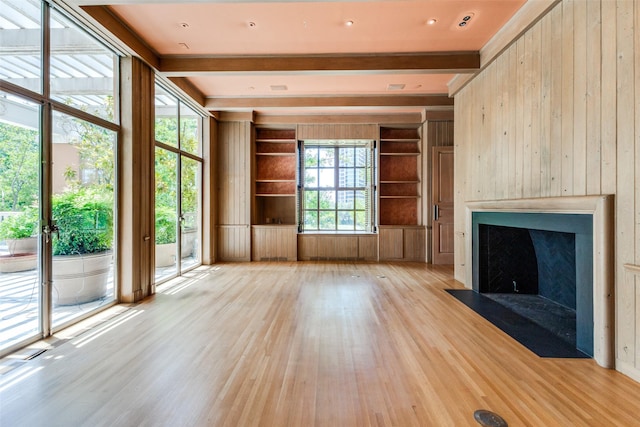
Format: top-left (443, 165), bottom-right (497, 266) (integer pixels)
top-left (378, 127), bottom-right (421, 226)
top-left (378, 126), bottom-right (425, 262)
top-left (254, 128), bottom-right (297, 225)
top-left (252, 127), bottom-right (298, 261)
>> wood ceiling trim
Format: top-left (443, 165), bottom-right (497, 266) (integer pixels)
top-left (167, 77), bottom-right (206, 106)
top-left (160, 53), bottom-right (480, 75)
top-left (81, 6), bottom-right (160, 70)
top-left (252, 113), bottom-right (424, 126)
top-left (205, 95), bottom-right (453, 109)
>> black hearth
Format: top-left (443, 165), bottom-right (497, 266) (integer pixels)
top-left (472, 212), bottom-right (593, 357)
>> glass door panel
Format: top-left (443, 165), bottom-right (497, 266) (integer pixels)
top-left (180, 156), bottom-right (200, 272)
top-left (51, 111), bottom-right (116, 328)
top-left (0, 94), bottom-right (42, 351)
top-left (155, 147), bottom-right (178, 281)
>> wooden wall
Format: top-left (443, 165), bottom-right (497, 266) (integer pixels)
top-left (423, 116), bottom-right (454, 262)
top-left (453, 0), bottom-right (640, 381)
top-left (217, 121), bottom-right (251, 261)
top-left (297, 123), bottom-right (378, 140)
top-left (119, 57), bottom-right (155, 302)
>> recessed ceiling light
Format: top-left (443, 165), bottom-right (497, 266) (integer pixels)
top-left (457, 12), bottom-right (474, 28)
top-left (248, 21), bottom-right (256, 28)
top-left (387, 83), bottom-right (406, 91)
top-left (179, 22), bottom-right (189, 29)
top-left (426, 18), bottom-right (437, 25)
top-left (270, 85), bottom-right (288, 91)
top-left (345, 20), bottom-right (354, 27)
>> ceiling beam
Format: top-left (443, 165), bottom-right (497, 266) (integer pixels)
top-left (160, 53), bottom-right (479, 76)
top-left (205, 95), bottom-right (453, 110)
top-left (81, 5), bottom-right (160, 69)
top-left (253, 112), bottom-right (425, 126)
top-left (71, 0), bottom-right (418, 5)
top-left (167, 77), bottom-right (206, 106)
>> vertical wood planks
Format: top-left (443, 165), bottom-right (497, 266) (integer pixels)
top-left (600, 0), bottom-right (617, 196)
top-left (218, 121), bottom-right (251, 260)
top-left (549, 5), bottom-right (563, 197)
top-left (453, 0), bottom-right (640, 379)
top-left (561, 0), bottom-right (574, 196)
top-left (617, 0), bottom-right (636, 364)
top-left (572, 0), bottom-right (588, 196)
top-left (586, 0), bottom-right (602, 196)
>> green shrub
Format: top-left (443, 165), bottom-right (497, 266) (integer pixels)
top-left (0, 208), bottom-right (38, 240)
top-left (155, 206), bottom-right (177, 245)
top-left (52, 188), bottom-right (113, 256)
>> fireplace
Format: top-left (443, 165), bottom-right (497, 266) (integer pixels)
top-left (464, 196), bottom-right (614, 368)
top-left (475, 213), bottom-right (592, 356)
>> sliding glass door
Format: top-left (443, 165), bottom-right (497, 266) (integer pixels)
top-left (0, 0), bottom-right (120, 355)
top-left (154, 83), bottom-right (203, 283)
top-left (155, 84), bottom-right (202, 283)
top-left (50, 112), bottom-right (116, 328)
top-left (0, 96), bottom-right (42, 351)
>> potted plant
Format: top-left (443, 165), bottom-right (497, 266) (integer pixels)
top-left (0, 207), bottom-right (38, 254)
top-left (51, 188), bottom-right (113, 306)
top-left (155, 206), bottom-right (177, 267)
top-left (0, 208), bottom-right (38, 273)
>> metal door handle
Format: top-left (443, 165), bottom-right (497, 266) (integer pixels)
top-left (434, 205), bottom-right (439, 221)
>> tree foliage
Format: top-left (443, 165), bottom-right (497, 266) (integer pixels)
top-left (0, 123), bottom-right (39, 211)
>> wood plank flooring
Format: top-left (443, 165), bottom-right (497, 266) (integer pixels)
top-left (2, 262), bottom-right (640, 426)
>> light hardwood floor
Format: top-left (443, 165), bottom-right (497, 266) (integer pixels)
top-left (2, 262), bottom-right (640, 426)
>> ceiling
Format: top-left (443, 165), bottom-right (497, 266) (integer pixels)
top-left (68, 0), bottom-right (530, 119)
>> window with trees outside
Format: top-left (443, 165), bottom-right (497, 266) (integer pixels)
top-left (299, 140), bottom-right (375, 233)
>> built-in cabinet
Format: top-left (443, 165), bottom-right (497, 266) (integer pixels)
top-left (378, 126), bottom-right (425, 261)
top-left (379, 127), bottom-right (421, 225)
top-left (297, 234), bottom-right (377, 261)
top-left (252, 225), bottom-right (297, 261)
top-left (222, 123), bottom-right (428, 262)
top-left (251, 128), bottom-right (298, 261)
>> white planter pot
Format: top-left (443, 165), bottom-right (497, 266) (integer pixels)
top-left (181, 230), bottom-right (197, 258)
top-left (0, 253), bottom-right (37, 273)
top-left (155, 243), bottom-right (176, 267)
top-left (52, 251), bottom-right (112, 306)
top-left (6, 237), bottom-right (38, 255)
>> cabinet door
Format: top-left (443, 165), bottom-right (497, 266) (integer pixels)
top-left (379, 228), bottom-right (403, 260)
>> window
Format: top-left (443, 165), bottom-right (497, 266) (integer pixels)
top-left (0, 0), bottom-right (121, 354)
top-left (154, 81), bottom-right (203, 282)
top-left (299, 140), bottom-right (375, 233)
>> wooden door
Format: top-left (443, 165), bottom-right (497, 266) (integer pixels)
top-left (432, 147), bottom-right (454, 264)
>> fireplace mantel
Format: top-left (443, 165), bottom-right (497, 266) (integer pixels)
top-left (464, 196), bottom-right (615, 368)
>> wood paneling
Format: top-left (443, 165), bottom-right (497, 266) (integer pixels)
top-left (358, 235), bottom-right (378, 260)
top-left (426, 121), bottom-right (454, 148)
top-left (297, 124), bottom-right (378, 140)
top-left (119, 57), bottom-right (154, 302)
top-left (297, 234), bottom-right (378, 261)
top-left (423, 117), bottom-right (455, 264)
top-left (252, 226), bottom-right (297, 261)
top-left (218, 225), bottom-right (250, 261)
top-left (454, 0), bottom-right (640, 380)
top-left (379, 227), bottom-right (403, 260)
top-left (403, 227), bottom-right (426, 262)
top-left (217, 121), bottom-right (251, 260)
